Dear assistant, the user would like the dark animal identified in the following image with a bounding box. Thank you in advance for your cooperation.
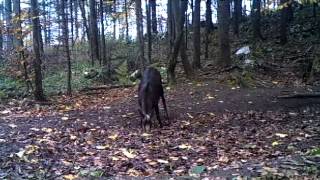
[138,67,169,131]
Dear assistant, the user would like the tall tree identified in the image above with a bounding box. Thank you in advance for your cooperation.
[124,0,129,42]
[60,0,72,95]
[5,0,13,49]
[150,0,157,34]
[113,0,117,39]
[79,0,90,42]
[205,0,213,59]
[280,0,289,44]
[217,0,231,67]
[233,0,242,36]
[252,0,263,39]
[146,0,152,64]
[69,0,74,45]
[30,0,45,101]
[135,0,145,69]
[89,0,100,65]
[167,0,194,84]
[192,0,201,69]
[205,0,214,31]
[0,3,4,55]
[13,0,23,56]
[99,0,107,66]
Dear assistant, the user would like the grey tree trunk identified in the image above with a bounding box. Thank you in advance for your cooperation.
[192,0,201,69]
[5,0,13,50]
[252,0,263,39]
[205,0,213,59]
[69,0,74,46]
[79,0,90,42]
[135,0,145,69]
[167,0,194,84]
[13,0,23,56]
[99,0,107,66]
[234,0,242,36]
[74,0,79,41]
[124,0,129,42]
[61,0,72,95]
[89,0,100,65]
[146,0,152,64]
[217,0,231,67]
[150,0,157,34]
[31,0,45,101]
[113,0,117,39]
[280,0,288,44]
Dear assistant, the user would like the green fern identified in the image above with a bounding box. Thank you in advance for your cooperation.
[115,61,133,85]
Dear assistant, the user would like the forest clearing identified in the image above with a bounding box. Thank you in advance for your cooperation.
[0,0,320,179]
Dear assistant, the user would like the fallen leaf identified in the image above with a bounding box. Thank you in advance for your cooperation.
[63,174,78,180]
[179,144,192,150]
[96,145,109,150]
[157,159,169,164]
[275,133,288,138]
[108,134,118,140]
[272,141,280,146]
[121,148,136,159]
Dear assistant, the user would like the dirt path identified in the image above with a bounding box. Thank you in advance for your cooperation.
[0,81,319,178]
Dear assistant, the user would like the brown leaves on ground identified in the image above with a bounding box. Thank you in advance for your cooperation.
[0,82,320,178]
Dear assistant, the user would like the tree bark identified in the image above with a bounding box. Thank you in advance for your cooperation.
[217,0,231,67]
[146,0,152,64]
[206,0,214,31]
[280,0,288,45]
[124,0,129,42]
[13,0,23,57]
[150,0,157,34]
[113,0,117,39]
[234,0,242,36]
[192,0,201,69]
[167,0,194,84]
[135,0,146,70]
[5,0,13,50]
[61,0,72,95]
[79,0,90,42]
[100,0,106,66]
[252,0,263,40]
[69,0,74,46]
[31,0,45,101]
[89,0,100,65]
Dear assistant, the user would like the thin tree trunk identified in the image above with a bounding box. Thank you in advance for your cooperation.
[150,0,157,34]
[89,0,100,65]
[135,0,145,69]
[113,0,117,39]
[205,0,213,59]
[280,0,288,45]
[31,0,45,101]
[234,0,242,36]
[146,0,152,64]
[41,0,48,45]
[79,0,90,42]
[61,0,72,95]
[252,0,263,40]
[99,0,106,66]
[13,0,23,58]
[167,0,174,47]
[124,0,129,42]
[217,0,231,67]
[70,0,74,46]
[5,0,13,50]
[192,0,201,69]
[74,0,79,41]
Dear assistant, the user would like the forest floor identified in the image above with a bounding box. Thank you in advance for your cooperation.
[0,76,320,179]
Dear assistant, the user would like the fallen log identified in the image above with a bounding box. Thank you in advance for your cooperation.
[80,84,135,92]
[278,93,320,99]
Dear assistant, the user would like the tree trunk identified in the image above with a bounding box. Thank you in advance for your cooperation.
[146,0,152,64]
[167,0,194,84]
[124,0,129,42]
[113,0,117,39]
[41,0,48,45]
[192,0,201,69]
[234,0,242,36]
[31,0,45,101]
[100,0,106,66]
[135,0,145,69]
[74,0,79,41]
[5,0,13,50]
[217,0,231,67]
[252,0,263,40]
[69,0,74,46]
[206,0,214,31]
[280,0,288,45]
[167,0,174,47]
[61,0,72,95]
[79,0,90,42]
[13,0,23,57]
[89,0,100,65]
[150,0,157,34]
